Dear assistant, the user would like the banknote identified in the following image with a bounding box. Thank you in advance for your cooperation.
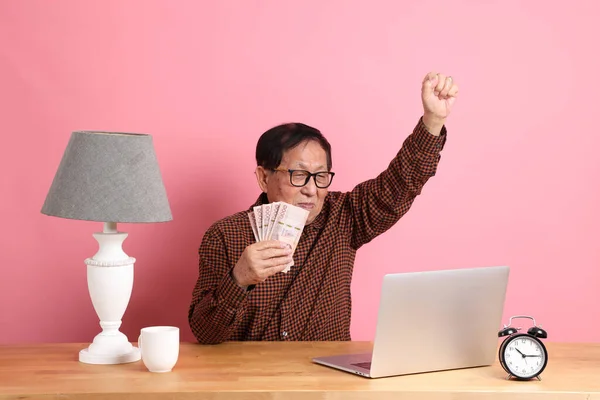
[252,205,263,241]
[262,203,272,240]
[248,211,259,241]
[248,201,309,273]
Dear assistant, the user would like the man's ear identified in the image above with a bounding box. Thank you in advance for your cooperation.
[255,166,269,193]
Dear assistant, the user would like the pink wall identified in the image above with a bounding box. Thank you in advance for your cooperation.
[1,0,599,345]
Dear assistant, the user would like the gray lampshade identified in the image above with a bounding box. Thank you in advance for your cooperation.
[41,131,172,223]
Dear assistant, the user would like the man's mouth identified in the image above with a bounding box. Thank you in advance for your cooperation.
[297,203,315,210]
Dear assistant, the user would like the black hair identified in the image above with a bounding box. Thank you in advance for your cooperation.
[255,122,332,171]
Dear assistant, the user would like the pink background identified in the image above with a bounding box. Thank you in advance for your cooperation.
[1,1,599,345]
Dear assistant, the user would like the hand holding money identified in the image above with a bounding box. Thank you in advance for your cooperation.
[248,201,309,273]
[232,240,293,287]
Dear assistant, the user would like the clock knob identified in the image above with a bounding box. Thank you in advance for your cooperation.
[527,326,547,338]
[498,327,518,337]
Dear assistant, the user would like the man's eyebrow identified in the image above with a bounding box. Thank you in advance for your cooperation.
[296,162,327,170]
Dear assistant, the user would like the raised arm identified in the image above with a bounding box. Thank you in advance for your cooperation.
[347,72,458,249]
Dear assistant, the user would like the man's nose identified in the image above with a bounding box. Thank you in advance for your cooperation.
[300,177,318,196]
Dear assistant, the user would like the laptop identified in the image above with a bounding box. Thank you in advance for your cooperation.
[312,265,510,378]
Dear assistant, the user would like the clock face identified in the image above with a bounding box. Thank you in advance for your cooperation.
[502,335,547,378]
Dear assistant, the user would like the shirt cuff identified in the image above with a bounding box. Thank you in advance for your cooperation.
[413,116,447,155]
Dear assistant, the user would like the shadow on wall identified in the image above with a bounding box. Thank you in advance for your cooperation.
[120,173,250,343]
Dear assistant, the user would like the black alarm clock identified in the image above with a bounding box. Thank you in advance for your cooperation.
[498,315,548,381]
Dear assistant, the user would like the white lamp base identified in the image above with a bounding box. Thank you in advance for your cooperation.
[78,314,141,364]
[80,346,140,364]
[79,222,141,365]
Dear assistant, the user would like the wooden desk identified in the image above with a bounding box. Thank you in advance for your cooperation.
[1,341,599,399]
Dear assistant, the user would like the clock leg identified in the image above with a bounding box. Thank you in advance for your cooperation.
[536,376,542,381]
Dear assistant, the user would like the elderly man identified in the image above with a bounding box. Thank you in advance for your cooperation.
[189,72,459,344]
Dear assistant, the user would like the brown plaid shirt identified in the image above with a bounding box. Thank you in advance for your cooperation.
[189,118,447,344]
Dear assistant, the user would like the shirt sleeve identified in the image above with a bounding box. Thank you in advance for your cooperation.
[188,224,250,344]
[347,117,447,249]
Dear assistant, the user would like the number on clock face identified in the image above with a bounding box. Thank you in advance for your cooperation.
[503,336,545,378]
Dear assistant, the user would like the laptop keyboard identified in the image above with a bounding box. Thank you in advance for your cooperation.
[351,361,372,370]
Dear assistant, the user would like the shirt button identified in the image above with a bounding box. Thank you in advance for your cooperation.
[282,331,288,338]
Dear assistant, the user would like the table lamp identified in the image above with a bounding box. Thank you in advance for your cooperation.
[41,130,172,365]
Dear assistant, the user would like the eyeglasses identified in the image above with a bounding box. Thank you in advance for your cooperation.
[270,168,335,188]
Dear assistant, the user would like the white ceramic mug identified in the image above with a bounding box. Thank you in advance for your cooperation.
[138,326,180,373]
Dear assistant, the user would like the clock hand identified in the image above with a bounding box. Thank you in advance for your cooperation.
[515,348,525,357]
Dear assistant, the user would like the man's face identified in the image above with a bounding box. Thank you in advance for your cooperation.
[256,140,329,225]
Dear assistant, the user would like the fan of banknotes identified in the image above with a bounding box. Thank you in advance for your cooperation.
[248,202,309,273]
